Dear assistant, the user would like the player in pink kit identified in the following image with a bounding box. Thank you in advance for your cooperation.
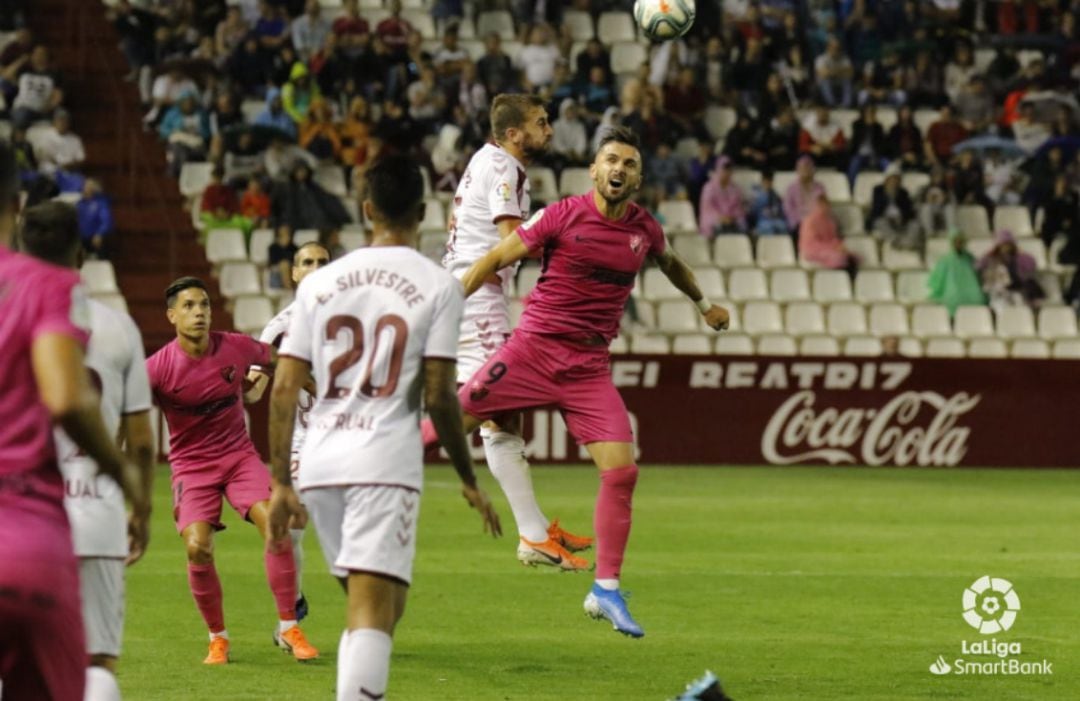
[426,127,729,637]
[0,144,147,700]
[147,277,318,664]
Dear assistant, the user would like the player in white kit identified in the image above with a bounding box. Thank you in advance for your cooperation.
[266,155,501,701]
[246,241,332,620]
[19,202,155,701]
[442,93,593,570]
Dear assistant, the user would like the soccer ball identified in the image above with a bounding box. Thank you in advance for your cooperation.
[634,0,696,41]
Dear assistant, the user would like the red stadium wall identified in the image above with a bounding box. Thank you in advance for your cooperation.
[167,356,1080,468]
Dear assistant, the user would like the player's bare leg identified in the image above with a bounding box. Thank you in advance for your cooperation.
[249,501,318,661]
[182,521,231,663]
[337,571,407,701]
[582,441,643,638]
[86,654,121,701]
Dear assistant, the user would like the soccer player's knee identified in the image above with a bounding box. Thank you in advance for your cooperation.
[89,654,116,672]
[603,464,639,488]
[185,537,214,564]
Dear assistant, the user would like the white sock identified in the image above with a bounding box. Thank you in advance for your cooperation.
[337,628,393,701]
[481,428,549,542]
[209,630,229,641]
[290,528,305,593]
[85,666,121,701]
[279,619,297,634]
[595,578,619,591]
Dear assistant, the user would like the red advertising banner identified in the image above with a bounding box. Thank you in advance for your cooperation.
[174,356,1080,468]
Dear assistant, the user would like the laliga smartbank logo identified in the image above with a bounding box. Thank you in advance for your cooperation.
[928,576,1053,677]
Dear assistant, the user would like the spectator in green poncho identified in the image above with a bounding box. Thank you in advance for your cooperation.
[928,229,986,316]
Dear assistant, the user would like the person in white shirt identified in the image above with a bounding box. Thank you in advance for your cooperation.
[517,25,560,89]
[37,109,85,177]
[20,201,154,701]
[291,0,332,61]
[443,93,594,570]
[267,154,500,701]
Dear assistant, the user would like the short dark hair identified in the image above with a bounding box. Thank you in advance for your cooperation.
[490,93,545,142]
[365,155,424,228]
[165,276,209,307]
[293,241,330,265]
[596,126,640,154]
[0,142,17,216]
[19,201,80,266]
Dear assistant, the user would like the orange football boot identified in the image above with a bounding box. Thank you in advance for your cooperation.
[275,625,320,661]
[203,636,230,665]
[548,519,594,552]
[517,536,592,571]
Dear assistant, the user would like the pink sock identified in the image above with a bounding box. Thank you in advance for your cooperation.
[265,541,298,620]
[188,562,225,633]
[594,465,639,581]
[421,418,439,451]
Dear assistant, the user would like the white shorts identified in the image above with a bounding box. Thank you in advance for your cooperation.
[456,283,511,384]
[79,558,125,657]
[302,485,420,584]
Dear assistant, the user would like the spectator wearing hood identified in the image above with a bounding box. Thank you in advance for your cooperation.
[158,89,210,177]
[978,229,1044,312]
[698,156,747,237]
[928,229,987,316]
[299,97,342,161]
[869,164,922,250]
[799,193,858,278]
[551,98,588,169]
[264,136,317,181]
[76,178,113,260]
[255,87,298,139]
[271,159,351,231]
[282,61,321,124]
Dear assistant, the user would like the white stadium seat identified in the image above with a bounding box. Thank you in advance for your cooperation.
[629,334,670,354]
[704,106,737,141]
[248,228,274,266]
[882,244,923,271]
[843,236,881,267]
[853,172,885,207]
[728,268,769,302]
[656,300,701,334]
[401,9,436,38]
[953,305,994,339]
[205,228,248,265]
[672,334,713,355]
[901,172,930,195]
[784,301,826,336]
[925,337,966,357]
[715,333,754,354]
[827,302,868,336]
[294,229,319,246]
[799,335,840,356]
[957,205,991,238]
[558,167,593,196]
[1038,306,1078,340]
[968,338,1007,358]
[421,200,445,231]
[179,162,214,198]
[772,171,797,198]
[812,270,853,302]
[843,336,883,356]
[912,304,952,338]
[341,231,365,251]
[597,11,636,43]
[855,270,895,303]
[527,167,559,204]
[869,303,910,336]
[313,164,347,197]
[770,269,810,302]
[81,260,119,294]
[897,271,929,304]
[233,295,274,334]
[476,10,515,40]
[609,335,629,354]
[1011,339,1050,358]
[673,235,710,265]
[898,337,924,357]
[742,301,783,336]
[1038,271,1063,304]
[611,41,648,74]
[994,205,1034,238]
[516,266,542,298]
[730,168,761,192]
[833,203,865,235]
[756,236,797,269]
[562,10,595,41]
[660,200,698,233]
[713,235,754,267]
[818,171,851,202]
[1017,238,1047,269]
[995,306,1036,339]
[219,262,261,298]
[757,334,797,355]
[693,267,726,299]
[925,237,951,269]
[642,267,680,301]
[1052,339,1080,358]
[966,238,994,260]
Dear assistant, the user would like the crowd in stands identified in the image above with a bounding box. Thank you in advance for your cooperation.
[100,0,1080,330]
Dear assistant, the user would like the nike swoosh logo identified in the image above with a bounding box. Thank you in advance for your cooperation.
[535,549,562,565]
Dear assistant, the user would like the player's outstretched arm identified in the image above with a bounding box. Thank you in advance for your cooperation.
[460,232,532,298]
[422,357,502,537]
[243,346,277,404]
[31,333,149,517]
[266,355,306,543]
[654,248,731,331]
[120,410,155,565]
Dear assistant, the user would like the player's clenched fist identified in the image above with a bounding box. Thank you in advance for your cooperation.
[463,484,503,537]
[703,305,730,331]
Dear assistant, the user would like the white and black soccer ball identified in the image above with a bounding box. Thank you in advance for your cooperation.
[633,0,696,41]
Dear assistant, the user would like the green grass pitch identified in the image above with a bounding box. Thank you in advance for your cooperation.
[119,465,1079,700]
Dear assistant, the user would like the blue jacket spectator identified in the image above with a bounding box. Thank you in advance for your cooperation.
[255,87,298,139]
[77,178,113,259]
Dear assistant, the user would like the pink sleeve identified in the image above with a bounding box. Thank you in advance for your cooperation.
[649,216,667,257]
[516,200,565,251]
[234,333,272,367]
[30,276,90,348]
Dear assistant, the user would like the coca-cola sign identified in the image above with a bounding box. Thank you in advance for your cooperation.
[235,355,1080,468]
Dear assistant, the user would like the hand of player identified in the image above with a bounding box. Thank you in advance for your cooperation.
[126,511,150,567]
[703,304,730,331]
[115,458,151,522]
[462,484,502,538]
[267,484,303,545]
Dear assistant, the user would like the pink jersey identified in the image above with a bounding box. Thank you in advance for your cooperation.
[0,247,89,508]
[516,193,666,341]
[147,331,270,474]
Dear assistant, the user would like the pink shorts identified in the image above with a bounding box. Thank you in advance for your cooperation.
[171,451,272,533]
[459,331,633,444]
[0,502,85,701]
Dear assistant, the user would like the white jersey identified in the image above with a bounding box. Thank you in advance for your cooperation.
[259,302,314,463]
[281,246,464,492]
[442,142,531,293]
[56,300,152,558]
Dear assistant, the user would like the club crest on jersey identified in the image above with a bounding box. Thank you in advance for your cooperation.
[496,181,512,202]
[629,234,645,254]
[220,365,236,384]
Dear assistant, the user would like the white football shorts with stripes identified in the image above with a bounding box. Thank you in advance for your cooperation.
[302,485,420,585]
[79,558,125,657]
[456,283,511,384]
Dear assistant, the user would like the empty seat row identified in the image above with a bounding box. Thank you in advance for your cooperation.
[207,227,367,267]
